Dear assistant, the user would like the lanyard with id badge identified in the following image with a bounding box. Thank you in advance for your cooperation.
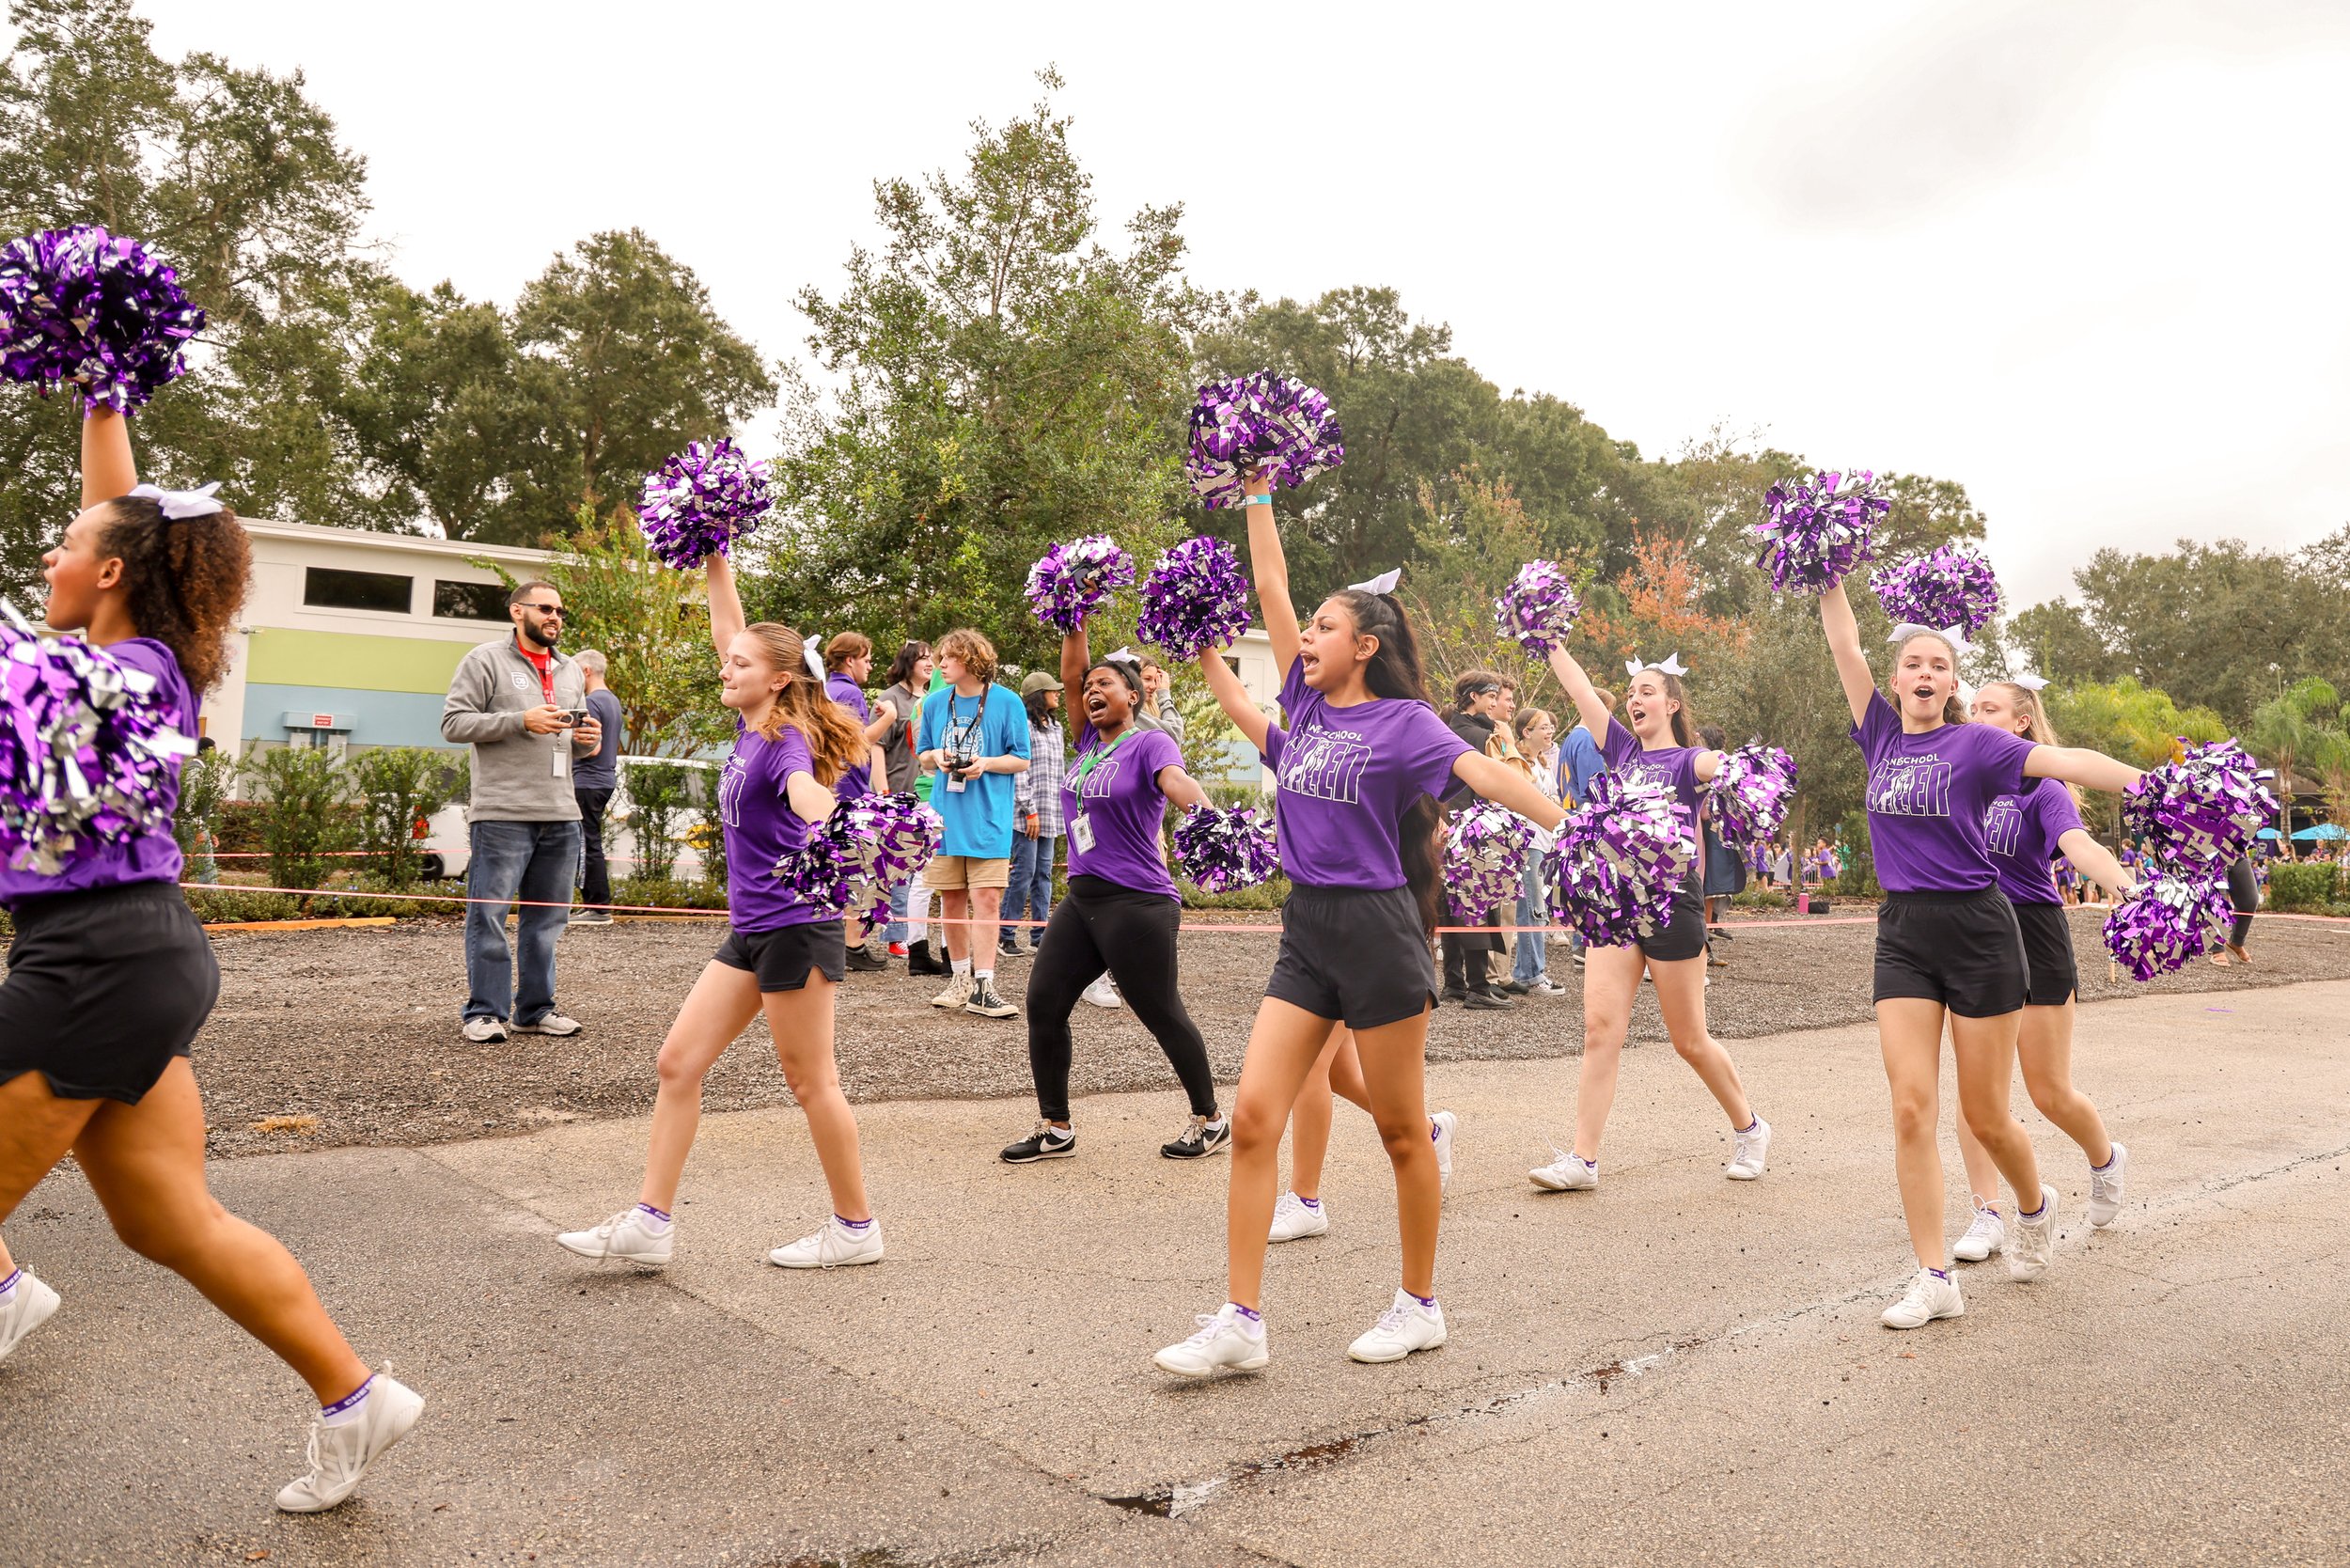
[940,692,987,794]
[1064,728,1133,855]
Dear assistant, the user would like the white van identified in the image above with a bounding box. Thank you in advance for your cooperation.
[420,755,719,885]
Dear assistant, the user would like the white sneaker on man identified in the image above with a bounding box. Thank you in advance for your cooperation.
[768,1216,885,1269]
[556,1209,673,1267]
[513,1012,582,1037]
[1879,1268,1964,1330]
[1081,975,1122,1010]
[460,1016,508,1044]
[1347,1288,1447,1364]
[1528,1149,1598,1191]
[1725,1118,1772,1180]
[1430,1110,1458,1191]
[1268,1192,1329,1243]
[2008,1184,2059,1281]
[1952,1207,2005,1262]
[2088,1142,2128,1228]
[1153,1304,1269,1376]
[274,1373,426,1513]
[0,1270,61,1361]
[930,973,974,1010]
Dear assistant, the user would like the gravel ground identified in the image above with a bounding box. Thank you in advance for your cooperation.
[12,906,2342,1159]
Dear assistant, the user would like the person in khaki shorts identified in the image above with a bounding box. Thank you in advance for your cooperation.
[914,629,1030,1018]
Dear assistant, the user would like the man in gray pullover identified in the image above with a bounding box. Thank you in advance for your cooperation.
[440,580,603,1043]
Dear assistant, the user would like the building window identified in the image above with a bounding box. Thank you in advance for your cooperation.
[303,567,413,615]
[433,580,509,621]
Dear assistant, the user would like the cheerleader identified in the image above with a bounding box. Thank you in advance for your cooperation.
[1815,588,2141,1328]
[557,554,883,1271]
[1267,1030,1459,1244]
[0,410,422,1511]
[1948,680,2134,1262]
[1152,491,1565,1375]
[1526,648,1769,1192]
[997,612,1227,1163]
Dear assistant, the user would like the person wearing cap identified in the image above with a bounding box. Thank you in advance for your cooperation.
[1004,669,1067,958]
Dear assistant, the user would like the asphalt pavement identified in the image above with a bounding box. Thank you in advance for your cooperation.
[5,980,2345,1567]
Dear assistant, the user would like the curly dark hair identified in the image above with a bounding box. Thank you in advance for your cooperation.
[98,496,252,693]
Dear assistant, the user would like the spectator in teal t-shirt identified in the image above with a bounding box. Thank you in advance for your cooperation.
[914,629,1030,1017]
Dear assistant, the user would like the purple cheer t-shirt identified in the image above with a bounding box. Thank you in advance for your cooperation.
[1261,661,1473,890]
[1852,693,2037,894]
[718,719,826,933]
[1983,776,2084,907]
[1601,716,1703,820]
[0,636,195,910]
[825,672,872,800]
[1063,721,1183,899]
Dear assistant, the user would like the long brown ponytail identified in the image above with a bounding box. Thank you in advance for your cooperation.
[743,622,864,784]
[1333,588,1447,935]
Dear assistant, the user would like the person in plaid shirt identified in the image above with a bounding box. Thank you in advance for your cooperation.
[1004,671,1068,956]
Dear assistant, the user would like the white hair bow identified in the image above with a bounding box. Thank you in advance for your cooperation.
[803,635,825,680]
[1105,646,1142,666]
[1888,621,1973,655]
[1624,652,1688,680]
[1348,568,1402,596]
[2013,673,2049,692]
[129,481,224,520]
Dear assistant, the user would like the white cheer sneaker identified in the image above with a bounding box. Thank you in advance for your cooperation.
[1952,1207,2005,1262]
[556,1208,673,1268]
[1347,1288,1447,1364]
[274,1372,426,1513]
[1153,1304,1269,1377]
[768,1216,885,1269]
[2008,1184,2059,1281]
[1528,1149,1599,1191]
[2088,1143,2128,1228]
[1881,1268,1964,1329]
[1725,1118,1772,1180]
[1431,1110,1458,1192]
[0,1270,61,1361]
[1268,1192,1330,1243]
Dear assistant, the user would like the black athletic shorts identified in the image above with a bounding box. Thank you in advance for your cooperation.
[1267,884,1437,1030]
[2013,901,2079,1008]
[0,881,219,1103]
[1615,886,1707,964]
[714,919,847,992]
[1872,888,2028,1018]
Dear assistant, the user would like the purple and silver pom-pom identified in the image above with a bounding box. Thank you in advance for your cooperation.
[1172,804,1279,894]
[1754,469,1889,593]
[0,602,196,875]
[1443,799,1536,921]
[1023,535,1136,633]
[1184,372,1345,510]
[637,438,773,571]
[2121,740,2278,871]
[771,792,943,924]
[2102,872,2233,981]
[1707,744,1797,853]
[1136,535,1253,661]
[1493,559,1582,656]
[1869,544,2002,638]
[1544,773,1695,949]
[0,226,206,414]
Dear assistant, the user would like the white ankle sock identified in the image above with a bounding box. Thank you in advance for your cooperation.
[951,957,971,977]
[321,1375,374,1427]
[0,1268,20,1302]
[975,969,993,984]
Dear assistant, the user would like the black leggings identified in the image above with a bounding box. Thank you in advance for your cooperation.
[2228,856,2258,948]
[1024,875,1216,1124]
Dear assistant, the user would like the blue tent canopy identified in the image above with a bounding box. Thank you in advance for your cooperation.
[2292,823,2346,841]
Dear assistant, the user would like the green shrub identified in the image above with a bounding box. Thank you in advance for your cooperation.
[624,761,694,881]
[1831,808,1881,899]
[689,813,727,891]
[1731,886,1792,911]
[173,747,235,871]
[240,745,358,904]
[349,747,462,888]
[184,886,304,923]
[611,873,728,912]
[321,874,468,919]
[2267,862,2341,913]
[1181,874,1292,912]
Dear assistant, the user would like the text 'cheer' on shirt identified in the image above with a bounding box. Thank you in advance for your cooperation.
[718,720,823,933]
[1983,776,2085,906]
[916,682,1030,860]
[826,672,873,799]
[1852,692,2036,893]
[1063,721,1183,899]
[0,637,194,909]
[1261,661,1473,890]
[1601,716,1703,820]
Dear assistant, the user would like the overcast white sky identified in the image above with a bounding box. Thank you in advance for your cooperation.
[137,0,2350,605]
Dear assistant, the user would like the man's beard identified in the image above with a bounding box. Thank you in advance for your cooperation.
[525,620,561,651]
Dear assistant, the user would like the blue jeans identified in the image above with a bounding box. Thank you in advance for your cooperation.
[1512,853,1549,985]
[464,819,580,1025]
[1002,832,1057,946]
[883,879,912,945]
